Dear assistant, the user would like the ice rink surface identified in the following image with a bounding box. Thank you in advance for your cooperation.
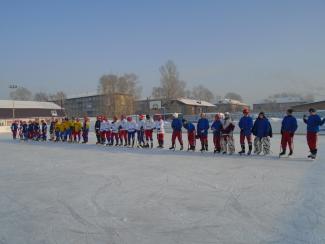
[0,133,324,244]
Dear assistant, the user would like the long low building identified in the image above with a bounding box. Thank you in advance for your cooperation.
[0,100,65,123]
[290,100,325,112]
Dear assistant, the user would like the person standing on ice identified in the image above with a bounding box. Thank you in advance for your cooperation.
[94,116,102,144]
[41,120,48,141]
[73,118,82,143]
[238,108,254,155]
[118,115,128,146]
[11,121,18,140]
[197,113,210,152]
[182,119,196,151]
[126,116,137,147]
[137,114,145,148]
[221,112,236,154]
[110,116,120,146]
[155,115,165,148]
[303,108,325,159]
[279,109,298,157]
[170,113,184,150]
[144,114,155,148]
[49,119,55,141]
[252,112,273,155]
[211,113,223,153]
[82,117,90,144]
[99,116,109,145]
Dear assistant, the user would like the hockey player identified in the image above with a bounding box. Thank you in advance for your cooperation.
[73,118,82,143]
[41,120,48,141]
[182,119,196,151]
[137,115,146,148]
[54,119,62,142]
[18,121,23,140]
[221,112,235,154]
[197,113,210,152]
[279,109,298,157]
[144,114,155,148]
[170,113,183,150]
[28,120,34,139]
[211,113,223,153]
[118,115,128,146]
[110,116,120,146]
[22,121,28,141]
[127,116,137,147]
[238,108,254,155]
[82,116,90,144]
[33,121,41,141]
[303,108,325,159]
[49,119,55,141]
[100,116,109,145]
[155,115,165,148]
[252,112,273,155]
[95,116,101,144]
[11,120,18,140]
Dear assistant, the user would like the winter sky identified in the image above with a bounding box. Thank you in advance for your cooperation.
[0,0,325,103]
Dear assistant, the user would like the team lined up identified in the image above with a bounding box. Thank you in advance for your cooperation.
[10,108,324,159]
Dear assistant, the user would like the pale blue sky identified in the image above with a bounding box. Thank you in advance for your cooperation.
[1,0,325,103]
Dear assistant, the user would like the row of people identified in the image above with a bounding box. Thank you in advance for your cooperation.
[11,108,324,159]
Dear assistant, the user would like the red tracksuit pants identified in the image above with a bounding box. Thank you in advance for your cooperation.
[307,132,317,152]
[213,134,221,150]
[281,131,294,151]
[188,131,196,147]
[172,131,183,145]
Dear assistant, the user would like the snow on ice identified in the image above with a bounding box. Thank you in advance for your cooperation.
[0,133,324,244]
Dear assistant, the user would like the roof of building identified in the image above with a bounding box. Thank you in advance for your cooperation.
[0,100,62,110]
[67,92,99,99]
[175,98,216,107]
[215,99,248,106]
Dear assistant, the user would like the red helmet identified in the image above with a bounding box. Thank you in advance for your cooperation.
[243,108,250,114]
[139,114,145,120]
[127,117,132,122]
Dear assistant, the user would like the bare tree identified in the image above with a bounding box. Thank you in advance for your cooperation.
[10,87,32,101]
[224,92,243,102]
[98,73,142,99]
[191,85,214,102]
[34,92,49,102]
[152,60,186,99]
[49,91,67,107]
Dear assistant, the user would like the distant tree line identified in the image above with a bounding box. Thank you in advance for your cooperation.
[9,87,67,103]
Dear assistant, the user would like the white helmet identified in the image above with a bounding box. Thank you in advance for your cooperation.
[173,113,178,118]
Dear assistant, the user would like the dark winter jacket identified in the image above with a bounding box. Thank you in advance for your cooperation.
[197,118,210,136]
[304,114,325,133]
[252,117,272,138]
[171,118,182,132]
[238,116,253,136]
[183,122,195,133]
[49,122,55,133]
[211,120,223,136]
[11,123,18,132]
[95,120,101,132]
[41,122,48,134]
[281,115,298,134]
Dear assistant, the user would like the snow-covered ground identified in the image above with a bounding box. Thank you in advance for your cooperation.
[0,133,324,244]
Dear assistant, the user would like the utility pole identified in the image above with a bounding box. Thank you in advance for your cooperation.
[9,84,18,121]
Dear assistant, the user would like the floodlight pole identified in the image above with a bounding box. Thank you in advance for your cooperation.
[9,84,18,121]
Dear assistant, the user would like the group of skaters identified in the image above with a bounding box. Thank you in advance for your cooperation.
[11,108,324,159]
[10,117,91,143]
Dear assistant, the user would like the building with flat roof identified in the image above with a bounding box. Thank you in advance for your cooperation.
[0,100,64,120]
[290,100,325,112]
[135,98,216,115]
[63,93,135,118]
[253,97,309,113]
[214,99,249,113]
